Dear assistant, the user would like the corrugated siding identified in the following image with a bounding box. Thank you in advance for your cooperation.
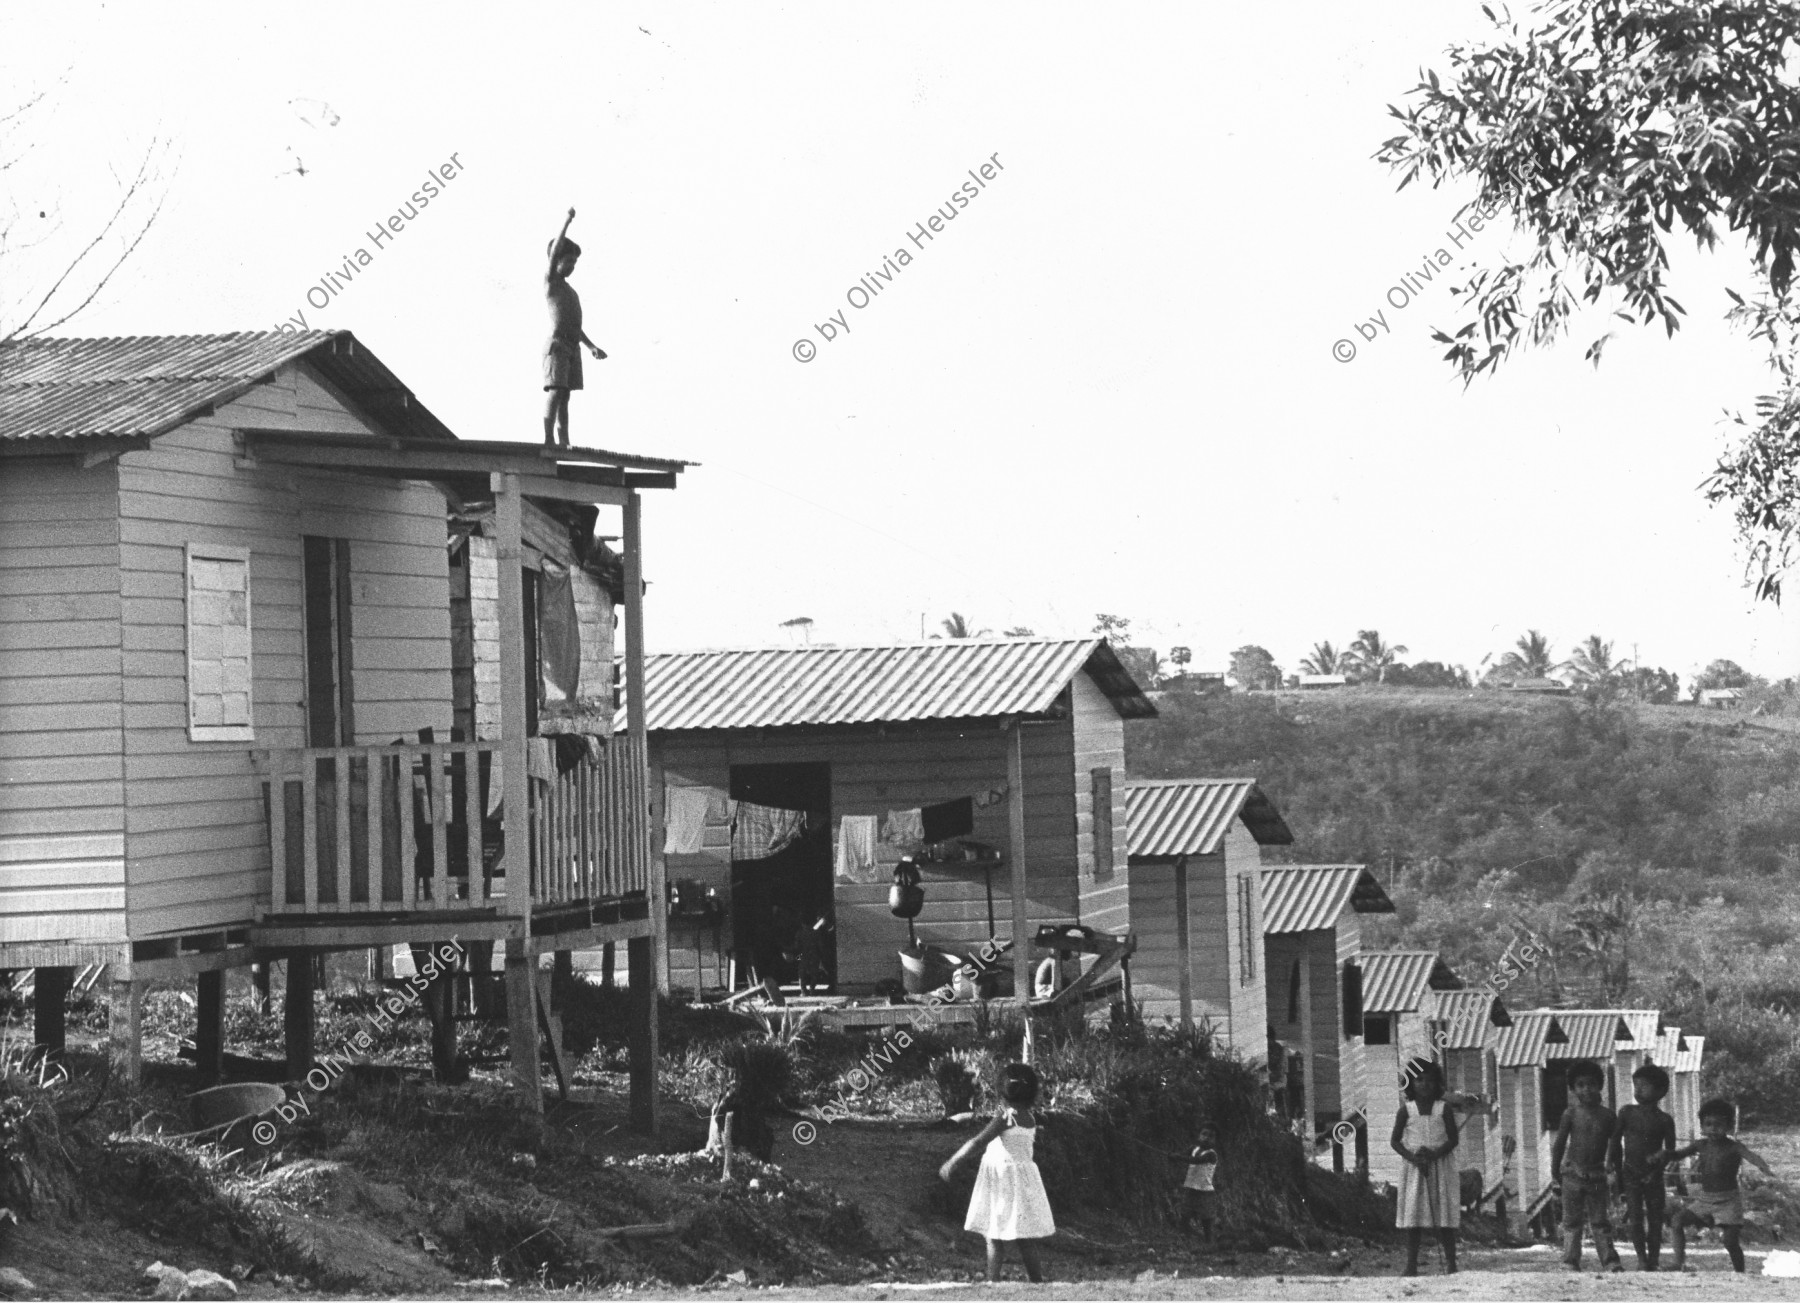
[652,716,1080,990]
[1124,779,1253,858]
[1494,1011,1565,1068]
[115,367,452,937]
[0,457,127,945]
[1423,990,1510,1049]
[632,639,1153,731]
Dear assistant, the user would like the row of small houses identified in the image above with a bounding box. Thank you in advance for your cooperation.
[0,331,1700,1233]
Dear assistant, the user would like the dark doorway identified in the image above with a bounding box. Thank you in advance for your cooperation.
[729,762,833,989]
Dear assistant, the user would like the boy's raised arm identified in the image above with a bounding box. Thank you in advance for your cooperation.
[549,208,575,277]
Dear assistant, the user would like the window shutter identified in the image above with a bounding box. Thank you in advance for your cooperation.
[1090,767,1113,879]
[1341,960,1364,1038]
[187,544,254,742]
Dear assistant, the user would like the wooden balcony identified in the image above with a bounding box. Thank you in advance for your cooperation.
[253,734,652,933]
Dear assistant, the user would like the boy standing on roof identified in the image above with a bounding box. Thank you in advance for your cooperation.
[543,208,607,447]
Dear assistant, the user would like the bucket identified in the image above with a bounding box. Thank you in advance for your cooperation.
[899,945,958,995]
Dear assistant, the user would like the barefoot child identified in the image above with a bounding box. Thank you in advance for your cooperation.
[1608,1062,1677,1271]
[1391,1059,1460,1276]
[1551,1059,1622,1271]
[1181,1123,1220,1245]
[939,1062,1054,1283]
[543,208,607,447]
[1666,1098,1776,1273]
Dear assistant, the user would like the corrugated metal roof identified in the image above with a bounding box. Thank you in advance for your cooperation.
[1648,1027,1686,1072]
[628,639,1157,732]
[1422,989,1512,1049]
[1124,779,1294,858]
[1676,1034,1704,1076]
[1361,951,1463,1013]
[1494,1011,1569,1068]
[1537,1011,1634,1063]
[1260,865,1395,934]
[1549,1008,1663,1049]
[0,330,460,444]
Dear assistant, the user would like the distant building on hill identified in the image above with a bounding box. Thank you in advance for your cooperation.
[1297,674,1349,690]
[1699,688,1743,709]
[1499,677,1571,695]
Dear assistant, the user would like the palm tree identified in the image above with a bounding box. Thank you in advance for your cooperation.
[1346,629,1408,683]
[938,612,989,639]
[1565,634,1627,689]
[1299,641,1345,676]
[1498,630,1556,679]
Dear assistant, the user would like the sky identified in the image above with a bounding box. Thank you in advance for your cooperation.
[5,1,1798,685]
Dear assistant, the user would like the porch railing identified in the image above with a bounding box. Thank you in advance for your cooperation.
[255,735,651,916]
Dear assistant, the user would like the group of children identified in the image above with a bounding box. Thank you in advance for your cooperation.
[927,1051,1780,1282]
[1395,1055,1781,1275]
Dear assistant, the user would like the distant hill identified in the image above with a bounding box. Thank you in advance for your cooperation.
[1125,685,1800,1120]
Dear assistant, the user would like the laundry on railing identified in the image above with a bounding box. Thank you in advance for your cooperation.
[881,807,925,849]
[732,802,807,860]
[834,814,881,882]
[664,786,712,854]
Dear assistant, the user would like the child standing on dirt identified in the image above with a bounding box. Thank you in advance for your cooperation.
[1390,1058,1460,1276]
[1181,1123,1220,1245]
[1608,1062,1678,1271]
[1551,1059,1622,1271]
[939,1062,1055,1283]
[1666,1098,1777,1273]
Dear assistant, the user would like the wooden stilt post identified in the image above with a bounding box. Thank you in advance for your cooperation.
[505,940,544,1113]
[411,941,459,1082]
[1006,722,1031,1047]
[535,964,570,1101]
[285,949,316,1079]
[33,966,71,1059]
[623,492,667,999]
[601,942,616,988]
[110,978,145,1087]
[1298,938,1317,1148]
[1174,855,1193,1031]
[628,933,660,1133]
[252,961,272,1015]
[195,970,225,1086]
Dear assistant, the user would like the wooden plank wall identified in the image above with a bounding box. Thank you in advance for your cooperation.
[1071,673,1128,936]
[113,363,451,938]
[1223,822,1268,1055]
[1265,927,1350,1121]
[0,458,128,946]
[653,716,1080,990]
[1334,913,1365,1122]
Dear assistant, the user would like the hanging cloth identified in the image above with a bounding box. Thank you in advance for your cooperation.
[732,801,807,860]
[663,786,712,855]
[881,808,924,850]
[835,815,880,882]
[921,796,975,843]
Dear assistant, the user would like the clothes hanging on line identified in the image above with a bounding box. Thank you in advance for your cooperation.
[663,786,712,855]
[733,801,807,860]
[881,807,924,849]
[835,814,881,882]
[526,738,558,784]
[921,796,975,843]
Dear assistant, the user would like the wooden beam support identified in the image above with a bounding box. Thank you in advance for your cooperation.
[624,491,667,996]
[195,970,225,1086]
[1174,856,1193,1031]
[109,979,145,1088]
[493,472,532,925]
[505,939,544,1112]
[1006,723,1031,1025]
[33,967,71,1059]
[285,950,316,1079]
[1298,939,1317,1139]
[628,933,660,1133]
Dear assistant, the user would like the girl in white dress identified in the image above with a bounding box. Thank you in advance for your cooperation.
[939,1062,1055,1282]
[1389,1058,1460,1275]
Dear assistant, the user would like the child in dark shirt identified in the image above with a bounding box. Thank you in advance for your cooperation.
[1666,1098,1775,1273]
[1608,1063,1678,1271]
[1550,1059,1621,1271]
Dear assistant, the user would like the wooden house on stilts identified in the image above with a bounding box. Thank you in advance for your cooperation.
[0,331,683,1126]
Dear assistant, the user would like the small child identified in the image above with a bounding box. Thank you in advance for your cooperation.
[543,208,608,447]
[1550,1059,1622,1271]
[1608,1062,1678,1271]
[1666,1098,1776,1273]
[1181,1123,1220,1245]
[1391,1058,1460,1276]
[939,1062,1055,1283]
